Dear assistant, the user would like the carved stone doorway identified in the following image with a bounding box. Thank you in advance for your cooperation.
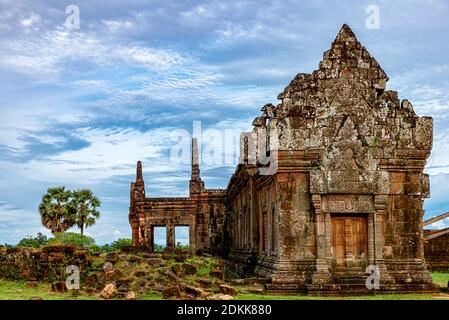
[331,214,368,271]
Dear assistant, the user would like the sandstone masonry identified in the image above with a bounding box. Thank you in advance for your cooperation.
[129,25,435,293]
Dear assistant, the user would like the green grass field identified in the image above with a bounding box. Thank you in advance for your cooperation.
[1,272,448,300]
[235,293,448,300]
[431,272,449,287]
[0,280,96,300]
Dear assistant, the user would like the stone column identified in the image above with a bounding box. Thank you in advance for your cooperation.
[368,213,375,265]
[373,194,394,284]
[142,225,150,252]
[267,192,272,255]
[324,212,332,264]
[130,220,139,248]
[311,194,332,284]
[189,225,195,254]
[250,179,259,255]
[258,199,264,254]
[166,222,175,251]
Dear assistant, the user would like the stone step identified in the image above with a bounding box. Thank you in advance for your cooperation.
[332,271,370,285]
[332,277,369,285]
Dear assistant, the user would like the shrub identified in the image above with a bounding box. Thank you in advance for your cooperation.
[154,244,165,252]
[175,241,189,251]
[100,243,113,252]
[87,244,102,254]
[17,232,48,248]
[47,232,95,248]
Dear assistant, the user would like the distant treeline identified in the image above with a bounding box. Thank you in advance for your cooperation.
[2,232,132,253]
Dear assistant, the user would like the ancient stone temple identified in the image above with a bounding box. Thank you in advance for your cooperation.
[129,24,435,293]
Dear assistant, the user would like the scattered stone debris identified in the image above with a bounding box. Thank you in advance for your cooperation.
[182,263,197,275]
[210,269,223,279]
[198,278,212,288]
[125,291,136,300]
[105,252,118,263]
[162,285,181,299]
[219,284,237,296]
[101,283,117,299]
[51,281,67,293]
[102,262,114,273]
[146,258,163,266]
[208,294,234,300]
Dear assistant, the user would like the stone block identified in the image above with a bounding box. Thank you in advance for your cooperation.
[101,283,117,299]
[162,285,181,299]
[219,284,237,296]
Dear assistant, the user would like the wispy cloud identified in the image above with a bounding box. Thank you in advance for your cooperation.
[1,0,449,244]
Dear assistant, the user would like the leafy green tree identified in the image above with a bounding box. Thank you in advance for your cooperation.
[47,232,95,247]
[153,244,165,252]
[38,187,75,234]
[17,232,48,248]
[101,243,112,252]
[110,238,132,251]
[71,189,101,236]
[87,243,102,254]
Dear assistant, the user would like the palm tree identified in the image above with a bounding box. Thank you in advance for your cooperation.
[72,189,101,236]
[39,187,76,234]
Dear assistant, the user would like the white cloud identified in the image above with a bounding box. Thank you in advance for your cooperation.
[102,19,135,32]
[428,218,449,230]
[20,12,41,27]
[0,201,51,244]
[0,27,186,80]
[20,126,178,183]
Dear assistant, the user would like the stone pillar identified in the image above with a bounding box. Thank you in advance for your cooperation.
[267,192,272,255]
[311,194,332,284]
[189,225,195,254]
[166,222,175,251]
[373,194,394,284]
[258,198,264,254]
[324,212,332,264]
[130,220,139,247]
[368,213,375,265]
[191,213,197,253]
[190,138,204,194]
[251,179,259,253]
[144,226,152,252]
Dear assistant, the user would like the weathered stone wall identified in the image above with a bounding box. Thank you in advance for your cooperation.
[424,232,449,271]
[0,244,91,282]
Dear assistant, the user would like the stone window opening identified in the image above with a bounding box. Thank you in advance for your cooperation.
[153,226,167,252]
[174,226,189,250]
[375,88,384,99]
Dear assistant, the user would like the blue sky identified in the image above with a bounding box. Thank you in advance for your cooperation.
[1,0,449,245]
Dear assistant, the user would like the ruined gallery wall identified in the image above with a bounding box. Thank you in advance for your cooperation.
[141,199,196,251]
[424,233,449,271]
